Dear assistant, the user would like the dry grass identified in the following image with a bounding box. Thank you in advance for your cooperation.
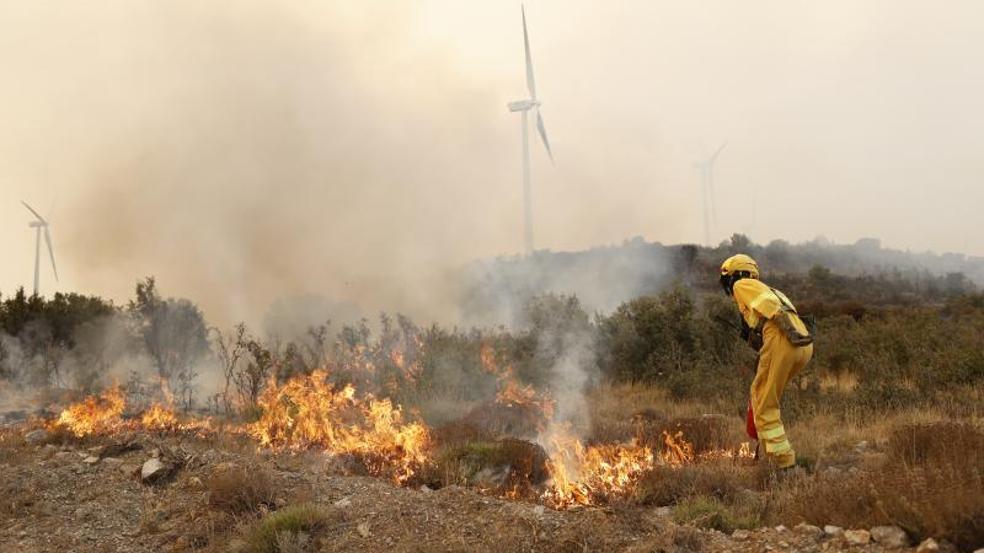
[776,420,984,550]
[206,464,278,514]
[635,460,754,507]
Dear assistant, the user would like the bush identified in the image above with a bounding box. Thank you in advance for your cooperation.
[671,495,761,533]
[635,462,750,507]
[206,465,277,514]
[242,504,335,553]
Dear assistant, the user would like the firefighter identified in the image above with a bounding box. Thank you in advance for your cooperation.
[719,254,814,469]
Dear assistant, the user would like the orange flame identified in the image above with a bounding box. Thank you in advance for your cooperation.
[542,425,655,508]
[480,343,555,429]
[141,403,179,431]
[660,430,695,464]
[50,386,126,437]
[249,370,431,483]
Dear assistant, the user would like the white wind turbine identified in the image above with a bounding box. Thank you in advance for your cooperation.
[507,5,554,255]
[21,201,58,296]
[694,142,727,246]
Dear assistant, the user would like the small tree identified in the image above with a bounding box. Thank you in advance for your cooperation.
[210,323,247,414]
[129,278,209,410]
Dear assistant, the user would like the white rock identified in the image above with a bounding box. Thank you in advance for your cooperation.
[356,521,370,538]
[83,456,100,464]
[823,525,844,537]
[844,529,871,545]
[775,525,788,533]
[732,529,751,541]
[871,525,909,548]
[916,538,940,553]
[333,497,352,508]
[24,429,49,444]
[141,458,167,482]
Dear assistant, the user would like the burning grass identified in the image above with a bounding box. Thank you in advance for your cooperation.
[249,369,432,484]
[51,385,126,437]
[37,373,761,515]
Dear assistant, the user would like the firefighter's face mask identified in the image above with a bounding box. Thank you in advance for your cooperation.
[720,270,753,296]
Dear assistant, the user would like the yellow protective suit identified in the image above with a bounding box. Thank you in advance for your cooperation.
[732,278,813,468]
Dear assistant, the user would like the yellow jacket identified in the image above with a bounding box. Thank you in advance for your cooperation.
[732,278,809,336]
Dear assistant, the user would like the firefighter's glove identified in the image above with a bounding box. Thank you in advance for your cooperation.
[744,319,764,352]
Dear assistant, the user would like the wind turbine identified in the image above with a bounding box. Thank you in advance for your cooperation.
[507,5,553,256]
[694,142,727,246]
[21,201,58,296]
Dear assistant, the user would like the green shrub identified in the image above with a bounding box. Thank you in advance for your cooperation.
[672,496,761,533]
[243,504,335,553]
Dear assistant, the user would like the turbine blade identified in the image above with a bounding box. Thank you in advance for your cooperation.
[44,227,58,282]
[535,109,554,164]
[522,5,537,100]
[21,201,45,223]
[709,141,728,164]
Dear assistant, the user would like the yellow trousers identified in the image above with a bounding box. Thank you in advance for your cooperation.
[751,322,813,468]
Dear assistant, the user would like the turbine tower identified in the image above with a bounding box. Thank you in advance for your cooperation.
[694,142,727,246]
[507,5,553,255]
[21,201,58,296]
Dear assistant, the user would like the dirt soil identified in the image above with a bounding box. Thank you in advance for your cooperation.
[0,426,921,553]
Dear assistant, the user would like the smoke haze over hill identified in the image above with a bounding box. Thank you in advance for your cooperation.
[1,1,984,326]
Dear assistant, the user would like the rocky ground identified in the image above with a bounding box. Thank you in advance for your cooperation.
[0,425,954,553]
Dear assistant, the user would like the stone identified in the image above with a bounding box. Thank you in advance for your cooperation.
[24,429,49,444]
[83,456,100,464]
[823,525,843,537]
[101,457,123,468]
[54,451,75,462]
[419,485,432,493]
[871,525,909,548]
[333,497,352,508]
[732,530,751,541]
[356,521,370,538]
[140,458,172,483]
[774,525,788,533]
[916,538,939,553]
[844,529,871,546]
[795,523,823,540]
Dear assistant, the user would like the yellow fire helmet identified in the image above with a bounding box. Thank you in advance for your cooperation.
[720,254,760,295]
[720,253,760,278]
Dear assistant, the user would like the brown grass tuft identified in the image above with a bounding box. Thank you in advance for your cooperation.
[206,464,278,514]
[635,461,753,507]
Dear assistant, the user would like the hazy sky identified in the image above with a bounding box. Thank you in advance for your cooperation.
[1,1,983,323]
